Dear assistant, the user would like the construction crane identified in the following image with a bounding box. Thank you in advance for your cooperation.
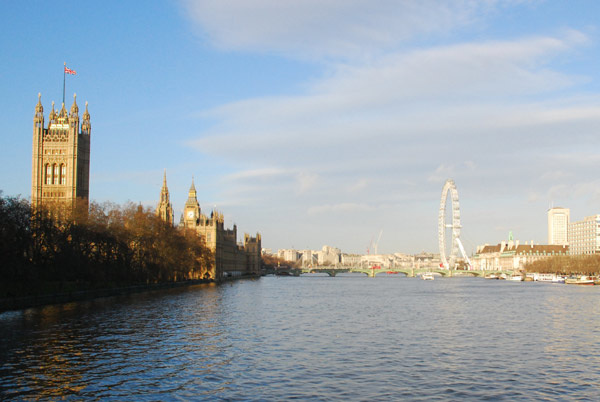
[374,230,383,255]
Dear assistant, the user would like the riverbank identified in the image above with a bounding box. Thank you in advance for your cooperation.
[0,278,211,313]
[0,273,262,313]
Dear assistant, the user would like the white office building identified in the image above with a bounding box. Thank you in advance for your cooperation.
[547,207,570,245]
[567,215,600,255]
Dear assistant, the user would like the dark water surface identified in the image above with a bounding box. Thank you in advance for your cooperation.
[1,276,599,400]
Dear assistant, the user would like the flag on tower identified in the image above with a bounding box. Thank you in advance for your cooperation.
[64,66,76,75]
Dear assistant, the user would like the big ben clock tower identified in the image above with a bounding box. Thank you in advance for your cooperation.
[183,178,200,228]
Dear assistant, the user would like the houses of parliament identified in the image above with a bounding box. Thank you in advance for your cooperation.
[32,93,261,280]
[156,173,262,278]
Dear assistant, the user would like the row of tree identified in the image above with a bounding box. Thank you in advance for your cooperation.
[0,192,213,298]
[525,255,600,275]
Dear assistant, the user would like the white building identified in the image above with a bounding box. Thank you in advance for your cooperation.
[300,249,316,266]
[278,249,300,262]
[472,239,568,270]
[317,245,341,265]
[547,207,570,245]
[567,215,600,255]
[341,254,362,266]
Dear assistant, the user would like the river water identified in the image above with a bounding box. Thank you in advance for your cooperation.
[1,275,599,401]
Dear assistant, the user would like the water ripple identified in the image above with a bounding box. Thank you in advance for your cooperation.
[1,279,599,400]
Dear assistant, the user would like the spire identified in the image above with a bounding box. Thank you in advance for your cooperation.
[70,93,79,117]
[49,101,57,121]
[81,101,91,135]
[83,101,90,120]
[156,170,174,225]
[35,93,43,113]
[58,102,67,119]
[187,176,199,200]
[184,176,201,219]
[160,169,169,202]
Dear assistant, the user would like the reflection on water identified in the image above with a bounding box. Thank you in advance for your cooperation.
[1,278,599,400]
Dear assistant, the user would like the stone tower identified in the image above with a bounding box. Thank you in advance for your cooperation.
[156,170,174,225]
[31,93,91,214]
[182,177,201,228]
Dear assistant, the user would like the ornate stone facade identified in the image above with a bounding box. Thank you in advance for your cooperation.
[156,170,174,225]
[159,178,261,280]
[472,238,569,270]
[31,93,90,214]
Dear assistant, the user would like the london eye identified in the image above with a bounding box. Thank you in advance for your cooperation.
[438,179,470,269]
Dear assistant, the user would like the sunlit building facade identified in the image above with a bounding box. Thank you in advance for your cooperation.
[179,179,261,279]
[567,215,600,255]
[31,93,91,214]
[547,207,569,246]
[472,238,568,270]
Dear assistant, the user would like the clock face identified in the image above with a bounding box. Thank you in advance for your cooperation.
[187,210,194,218]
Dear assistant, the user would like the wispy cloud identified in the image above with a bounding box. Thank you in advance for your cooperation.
[308,203,374,216]
[182,0,510,59]
[180,2,600,252]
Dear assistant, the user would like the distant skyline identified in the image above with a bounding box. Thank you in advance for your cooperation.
[2,1,600,255]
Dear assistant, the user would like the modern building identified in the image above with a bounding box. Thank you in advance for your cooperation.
[177,178,261,280]
[31,93,91,214]
[155,170,174,225]
[567,215,600,255]
[300,250,315,266]
[472,238,568,271]
[317,245,341,265]
[278,249,300,263]
[547,207,570,245]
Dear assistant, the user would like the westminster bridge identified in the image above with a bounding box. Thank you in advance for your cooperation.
[269,266,516,278]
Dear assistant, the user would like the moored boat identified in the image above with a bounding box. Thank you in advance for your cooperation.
[508,275,523,281]
[565,276,595,285]
[422,272,434,280]
[534,273,565,283]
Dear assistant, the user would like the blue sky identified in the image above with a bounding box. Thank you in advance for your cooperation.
[2,0,600,255]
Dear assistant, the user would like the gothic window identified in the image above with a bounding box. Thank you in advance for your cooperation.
[53,164,59,184]
[45,164,51,185]
[60,164,66,184]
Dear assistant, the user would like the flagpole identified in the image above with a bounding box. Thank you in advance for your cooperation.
[63,62,66,105]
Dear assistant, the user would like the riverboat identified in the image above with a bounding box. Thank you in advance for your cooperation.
[485,274,499,279]
[508,275,523,281]
[534,273,565,283]
[565,276,595,285]
[422,272,434,280]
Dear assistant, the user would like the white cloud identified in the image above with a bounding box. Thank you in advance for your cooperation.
[307,203,373,216]
[180,1,600,252]
[224,167,288,181]
[296,172,318,194]
[182,0,510,59]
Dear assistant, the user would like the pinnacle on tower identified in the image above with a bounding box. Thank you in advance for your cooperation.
[160,169,170,202]
[156,170,174,225]
[49,101,57,120]
[70,93,78,116]
[59,102,67,118]
[35,93,43,113]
